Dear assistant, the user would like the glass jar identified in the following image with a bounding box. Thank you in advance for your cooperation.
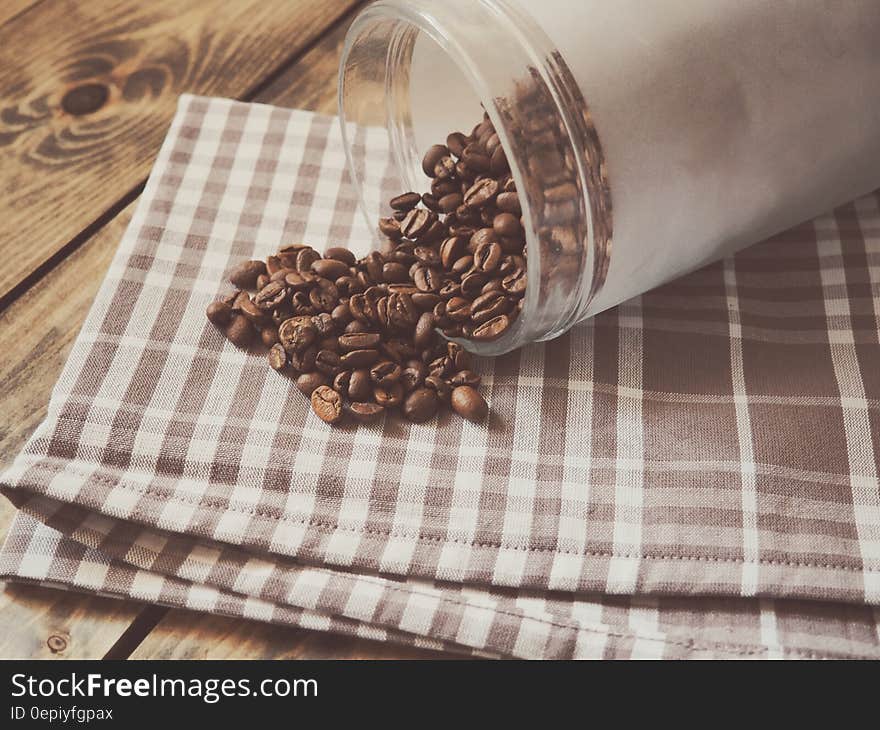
[339,0,880,355]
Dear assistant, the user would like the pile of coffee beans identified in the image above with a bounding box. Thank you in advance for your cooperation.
[206,113,526,426]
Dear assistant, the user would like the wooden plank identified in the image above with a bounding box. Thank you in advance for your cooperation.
[0,492,144,659]
[130,611,446,659]
[0,0,359,304]
[0,0,44,29]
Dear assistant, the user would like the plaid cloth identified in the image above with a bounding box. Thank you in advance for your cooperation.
[2,95,880,658]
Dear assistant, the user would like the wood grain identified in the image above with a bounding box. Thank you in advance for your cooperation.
[0,0,358,304]
[0,0,43,29]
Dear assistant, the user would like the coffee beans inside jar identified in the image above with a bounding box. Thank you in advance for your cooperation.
[205,112,526,426]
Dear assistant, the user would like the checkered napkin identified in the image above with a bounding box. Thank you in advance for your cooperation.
[2,95,880,658]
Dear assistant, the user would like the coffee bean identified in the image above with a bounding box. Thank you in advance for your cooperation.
[422,144,449,177]
[323,247,357,266]
[463,178,498,208]
[400,365,425,392]
[309,281,338,312]
[421,193,441,212]
[373,382,404,408]
[446,131,468,157]
[414,311,435,350]
[496,191,521,215]
[254,280,288,310]
[412,265,441,293]
[493,212,521,238]
[344,319,369,335]
[502,267,527,295]
[471,314,511,341]
[399,208,436,239]
[433,155,456,179]
[471,290,512,324]
[438,193,462,213]
[268,343,288,370]
[451,385,488,421]
[225,313,255,348]
[278,318,317,353]
[228,260,267,289]
[446,297,472,322]
[311,312,336,337]
[450,370,481,387]
[339,349,380,369]
[403,387,439,423]
[206,300,232,327]
[312,258,350,280]
[473,241,502,273]
[379,217,401,239]
[411,292,441,311]
[331,302,352,327]
[424,375,451,403]
[290,344,317,372]
[311,385,343,424]
[261,327,280,348]
[332,369,351,396]
[295,371,327,396]
[348,401,385,423]
[370,360,402,387]
[348,369,372,401]
[338,332,380,351]
[315,349,341,375]
[382,262,409,284]
[389,192,421,211]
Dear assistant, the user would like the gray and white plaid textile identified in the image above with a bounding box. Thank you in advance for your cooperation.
[2,95,880,658]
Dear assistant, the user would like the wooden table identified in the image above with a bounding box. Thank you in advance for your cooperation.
[0,0,441,660]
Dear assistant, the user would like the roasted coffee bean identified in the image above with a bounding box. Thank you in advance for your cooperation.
[323,246,357,266]
[339,349,380,369]
[450,370,481,387]
[348,369,372,402]
[309,281,338,312]
[236,294,267,325]
[348,293,370,324]
[370,360,402,387]
[379,216,402,240]
[438,193,462,213]
[421,193,441,212]
[268,343,288,371]
[389,191,421,211]
[344,319,369,335]
[265,255,283,275]
[438,236,465,269]
[332,369,351,396]
[283,271,309,291]
[382,262,409,284]
[311,258,350,280]
[403,387,439,423]
[315,349,341,375]
[447,342,470,370]
[451,385,488,421]
[433,155,456,179]
[463,178,498,208]
[388,293,418,329]
[292,247,317,273]
[254,281,288,310]
[228,259,266,289]
[260,327,280,348]
[431,177,459,198]
[225,314,255,348]
[473,241,502,273]
[206,300,232,327]
[295,371,327,396]
[446,131,468,157]
[399,208,436,239]
[502,267,527,295]
[311,385,343,424]
[422,144,449,177]
[493,212,521,238]
[413,311,436,350]
[290,344,317,372]
[412,265,441,293]
[331,302,352,327]
[424,375,451,403]
[400,365,425,392]
[411,292,441,311]
[319,335,339,353]
[373,382,404,408]
[461,144,491,173]
[445,297,472,322]
[338,332,381,351]
[490,144,509,175]
[496,191,521,215]
[348,401,385,423]
[471,290,512,324]
[278,319,317,353]
[461,272,488,298]
[311,312,336,337]
[471,313,511,341]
